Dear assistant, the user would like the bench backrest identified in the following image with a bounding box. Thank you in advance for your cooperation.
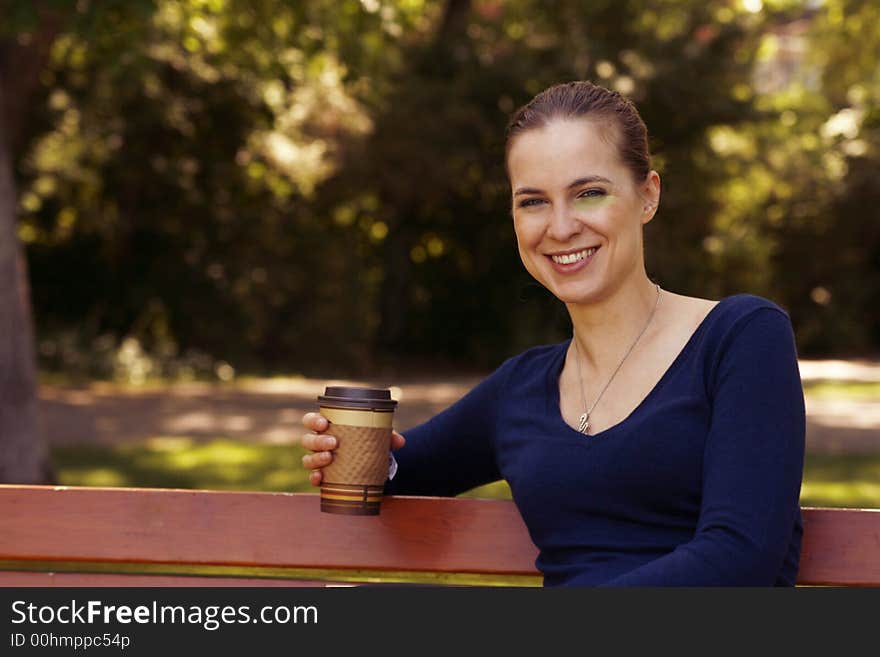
[1,485,877,586]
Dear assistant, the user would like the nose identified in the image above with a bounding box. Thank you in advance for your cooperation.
[546,202,583,242]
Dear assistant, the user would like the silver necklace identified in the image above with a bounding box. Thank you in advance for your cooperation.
[572,283,662,435]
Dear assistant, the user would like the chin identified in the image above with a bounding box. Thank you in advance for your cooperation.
[554,290,599,305]
[537,280,596,305]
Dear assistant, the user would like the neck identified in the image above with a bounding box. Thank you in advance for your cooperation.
[567,277,660,373]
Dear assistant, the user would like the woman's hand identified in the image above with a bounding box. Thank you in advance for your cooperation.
[300,412,406,487]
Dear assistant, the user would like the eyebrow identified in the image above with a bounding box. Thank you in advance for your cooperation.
[513,175,613,196]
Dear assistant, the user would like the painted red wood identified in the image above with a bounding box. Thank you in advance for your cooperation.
[0,572,336,587]
[798,507,880,586]
[1,486,877,585]
[0,485,539,576]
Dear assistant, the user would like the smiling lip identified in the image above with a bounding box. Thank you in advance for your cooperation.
[545,246,600,273]
[545,246,600,272]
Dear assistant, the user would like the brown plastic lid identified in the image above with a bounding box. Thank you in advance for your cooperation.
[317,386,398,411]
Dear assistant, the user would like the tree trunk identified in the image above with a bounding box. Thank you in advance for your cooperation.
[0,16,61,484]
[0,102,52,483]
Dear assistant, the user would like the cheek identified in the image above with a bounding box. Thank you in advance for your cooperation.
[571,197,621,230]
[512,214,541,246]
[571,196,614,214]
[576,199,640,237]
[511,221,544,272]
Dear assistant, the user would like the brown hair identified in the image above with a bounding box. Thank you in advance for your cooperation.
[505,81,651,184]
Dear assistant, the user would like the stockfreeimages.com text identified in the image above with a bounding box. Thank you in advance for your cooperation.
[11,600,317,631]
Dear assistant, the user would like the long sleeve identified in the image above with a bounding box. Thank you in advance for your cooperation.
[384,357,515,497]
[593,308,806,586]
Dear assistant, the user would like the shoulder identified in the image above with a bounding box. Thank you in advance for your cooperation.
[452,341,565,408]
[701,294,799,383]
[665,292,798,386]
[666,292,793,359]
[461,341,566,397]
[715,293,790,319]
[707,293,794,341]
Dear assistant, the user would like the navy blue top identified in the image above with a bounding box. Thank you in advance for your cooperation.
[385,294,806,586]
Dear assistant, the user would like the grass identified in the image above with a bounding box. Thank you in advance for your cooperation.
[801,380,880,399]
[50,439,880,509]
[51,438,310,492]
[800,452,880,508]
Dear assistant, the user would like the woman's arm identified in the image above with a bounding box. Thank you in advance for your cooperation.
[384,357,517,498]
[593,307,806,586]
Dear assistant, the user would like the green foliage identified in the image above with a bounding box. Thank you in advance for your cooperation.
[7,0,880,375]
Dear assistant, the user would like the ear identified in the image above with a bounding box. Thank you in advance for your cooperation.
[640,171,661,225]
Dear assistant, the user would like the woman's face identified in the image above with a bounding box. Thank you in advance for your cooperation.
[507,118,659,305]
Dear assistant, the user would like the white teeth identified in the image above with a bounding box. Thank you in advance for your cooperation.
[550,247,597,265]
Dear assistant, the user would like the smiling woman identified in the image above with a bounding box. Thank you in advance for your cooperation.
[300,81,807,587]
[507,118,658,309]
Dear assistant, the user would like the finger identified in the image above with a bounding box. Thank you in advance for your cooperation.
[391,431,406,450]
[302,412,329,432]
[300,432,337,452]
[309,470,323,487]
[302,451,334,470]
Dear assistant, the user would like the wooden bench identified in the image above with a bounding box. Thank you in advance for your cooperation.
[1,484,878,587]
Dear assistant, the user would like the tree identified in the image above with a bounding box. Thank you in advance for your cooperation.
[11,0,880,392]
[0,0,155,482]
[0,3,61,482]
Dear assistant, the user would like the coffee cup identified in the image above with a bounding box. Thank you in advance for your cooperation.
[316,386,398,515]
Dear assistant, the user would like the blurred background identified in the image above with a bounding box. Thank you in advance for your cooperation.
[1,0,878,506]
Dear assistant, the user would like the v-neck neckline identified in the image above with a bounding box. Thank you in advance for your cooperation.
[547,296,729,440]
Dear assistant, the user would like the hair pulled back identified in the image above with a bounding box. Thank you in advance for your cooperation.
[505,81,651,184]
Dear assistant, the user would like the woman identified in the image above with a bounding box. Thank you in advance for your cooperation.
[300,81,806,586]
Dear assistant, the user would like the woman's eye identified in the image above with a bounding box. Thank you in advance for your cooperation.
[517,198,546,208]
[578,188,606,199]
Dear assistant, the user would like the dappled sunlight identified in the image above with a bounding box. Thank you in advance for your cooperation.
[50,439,880,509]
[147,436,194,451]
[52,435,514,498]
[38,388,96,406]
[802,381,880,399]
[38,375,483,447]
[53,439,312,492]
[233,377,479,405]
[263,469,310,490]
[800,453,880,508]
[806,399,880,430]
[43,359,880,506]
[263,428,298,445]
[799,360,880,383]
[235,377,328,395]
[159,440,271,472]
[222,415,254,431]
[801,481,880,508]
[460,480,513,500]
[391,381,481,404]
[76,468,129,488]
[38,363,880,456]
[163,411,217,433]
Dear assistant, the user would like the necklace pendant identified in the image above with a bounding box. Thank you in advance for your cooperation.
[577,412,590,435]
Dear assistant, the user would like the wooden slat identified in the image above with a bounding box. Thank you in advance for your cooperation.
[0,485,539,577]
[1,485,877,586]
[0,572,334,587]
[798,507,880,586]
